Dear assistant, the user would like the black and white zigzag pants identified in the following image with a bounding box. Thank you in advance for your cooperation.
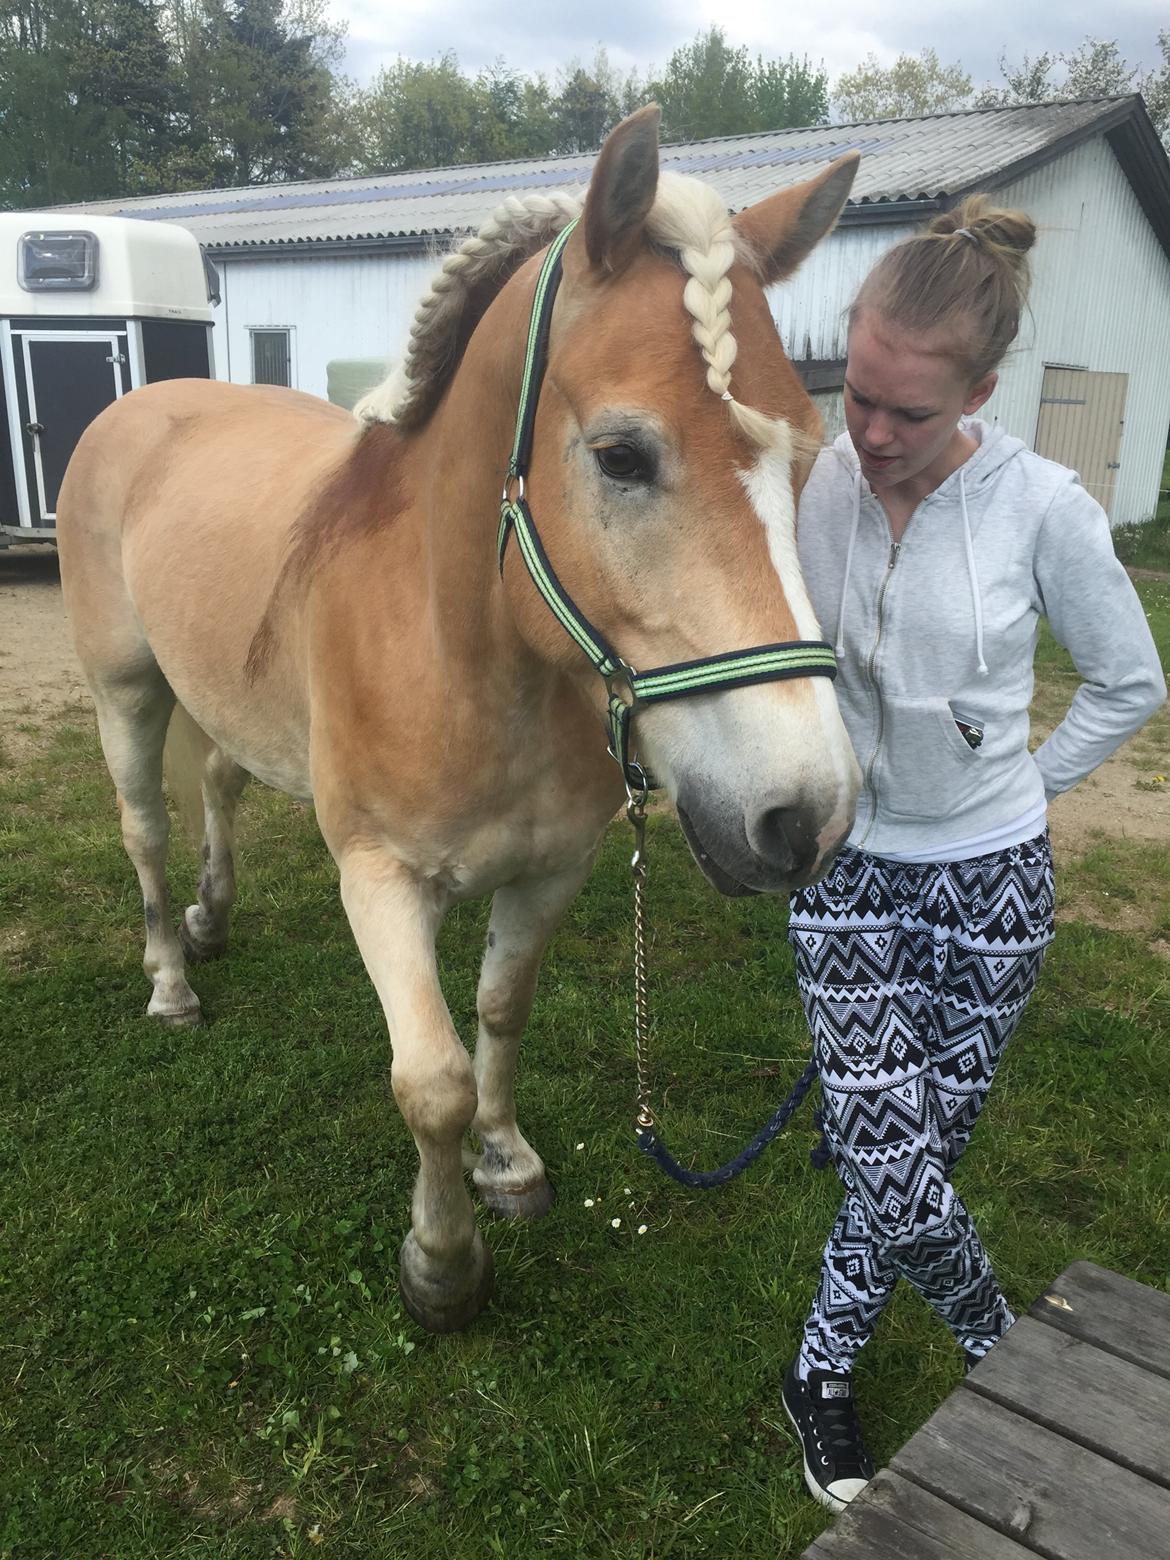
[787,833,1055,1376]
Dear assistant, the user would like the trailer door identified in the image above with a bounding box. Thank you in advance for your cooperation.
[18,331,128,525]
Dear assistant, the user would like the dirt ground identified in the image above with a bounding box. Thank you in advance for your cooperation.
[1,541,1166,860]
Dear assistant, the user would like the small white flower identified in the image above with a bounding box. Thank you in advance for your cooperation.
[637,1224,648,1235]
[576,1142,585,1150]
[584,1198,595,1207]
[629,1201,635,1208]
[623,1187,631,1194]
[611,1217,621,1229]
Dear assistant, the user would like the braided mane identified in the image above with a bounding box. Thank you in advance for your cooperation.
[354,191,582,431]
[355,172,805,455]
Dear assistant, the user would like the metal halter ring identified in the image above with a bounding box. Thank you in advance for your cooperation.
[605,661,639,711]
[501,473,526,505]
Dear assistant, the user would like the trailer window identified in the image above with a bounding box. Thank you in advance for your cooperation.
[19,231,98,291]
[250,328,291,387]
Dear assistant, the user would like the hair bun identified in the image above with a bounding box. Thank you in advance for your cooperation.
[930,196,1036,259]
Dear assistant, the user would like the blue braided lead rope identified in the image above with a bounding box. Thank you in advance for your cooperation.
[635,1056,831,1189]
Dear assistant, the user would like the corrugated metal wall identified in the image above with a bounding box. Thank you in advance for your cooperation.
[975,137,1170,525]
[216,249,435,399]
[770,222,915,364]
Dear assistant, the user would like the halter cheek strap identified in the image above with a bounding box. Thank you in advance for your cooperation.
[497,218,837,793]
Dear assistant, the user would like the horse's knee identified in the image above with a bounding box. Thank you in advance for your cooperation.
[392,1045,478,1142]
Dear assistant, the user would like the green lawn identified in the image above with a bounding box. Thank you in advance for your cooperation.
[1112,444,1170,570]
[1,584,1168,1559]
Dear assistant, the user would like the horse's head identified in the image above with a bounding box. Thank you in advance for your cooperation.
[502,106,860,894]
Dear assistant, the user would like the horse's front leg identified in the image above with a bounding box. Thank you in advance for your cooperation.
[338,847,492,1333]
[472,859,593,1218]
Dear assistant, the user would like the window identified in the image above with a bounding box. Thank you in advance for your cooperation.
[250,328,292,387]
[19,231,98,291]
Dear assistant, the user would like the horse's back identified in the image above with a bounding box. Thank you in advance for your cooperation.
[58,379,356,791]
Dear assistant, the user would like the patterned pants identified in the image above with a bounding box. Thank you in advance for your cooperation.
[787,833,1055,1376]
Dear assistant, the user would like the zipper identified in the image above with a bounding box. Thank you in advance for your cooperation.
[857,539,900,847]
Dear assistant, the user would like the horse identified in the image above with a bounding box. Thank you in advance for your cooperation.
[57,107,861,1333]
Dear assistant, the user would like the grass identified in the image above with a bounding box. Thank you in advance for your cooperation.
[1112,445,1170,571]
[1,585,1168,1558]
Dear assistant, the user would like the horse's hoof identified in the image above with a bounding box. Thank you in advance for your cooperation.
[152,1004,204,1028]
[398,1229,494,1334]
[477,1177,556,1220]
[179,913,227,964]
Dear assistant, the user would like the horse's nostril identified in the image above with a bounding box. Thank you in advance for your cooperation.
[757,805,819,876]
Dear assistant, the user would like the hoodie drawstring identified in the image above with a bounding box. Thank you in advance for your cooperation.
[960,468,989,677]
[834,471,862,657]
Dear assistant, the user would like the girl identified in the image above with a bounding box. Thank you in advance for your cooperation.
[781,196,1166,1513]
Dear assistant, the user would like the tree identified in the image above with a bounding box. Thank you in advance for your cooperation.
[549,47,641,154]
[353,53,481,171]
[976,34,1142,109]
[1142,30,1170,144]
[646,26,757,140]
[833,48,973,121]
[753,54,829,128]
[0,0,179,206]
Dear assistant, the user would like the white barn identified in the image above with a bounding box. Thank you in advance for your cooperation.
[60,95,1170,525]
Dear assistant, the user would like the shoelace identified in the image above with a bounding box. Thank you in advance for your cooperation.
[815,1397,870,1471]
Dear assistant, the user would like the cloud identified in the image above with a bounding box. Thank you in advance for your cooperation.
[331,0,1168,93]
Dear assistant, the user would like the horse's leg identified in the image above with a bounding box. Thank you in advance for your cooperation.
[338,847,492,1333]
[180,747,250,963]
[91,675,203,1027]
[471,862,592,1218]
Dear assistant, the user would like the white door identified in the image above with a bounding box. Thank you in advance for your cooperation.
[1034,367,1127,519]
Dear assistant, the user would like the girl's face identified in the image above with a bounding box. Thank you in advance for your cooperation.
[844,309,996,492]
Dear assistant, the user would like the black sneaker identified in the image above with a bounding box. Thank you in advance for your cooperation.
[781,1360,874,1512]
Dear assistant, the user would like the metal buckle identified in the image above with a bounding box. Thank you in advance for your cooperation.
[605,660,639,712]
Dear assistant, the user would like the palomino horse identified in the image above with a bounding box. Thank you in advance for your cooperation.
[57,108,860,1332]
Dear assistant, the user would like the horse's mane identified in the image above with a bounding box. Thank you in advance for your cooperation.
[353,191,582,432]
[353,173,803,455]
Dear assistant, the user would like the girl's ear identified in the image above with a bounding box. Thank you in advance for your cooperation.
[964,372,998,415]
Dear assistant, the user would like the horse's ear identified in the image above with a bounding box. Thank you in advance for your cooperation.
[583,105,661,275]
[733,153,860,286]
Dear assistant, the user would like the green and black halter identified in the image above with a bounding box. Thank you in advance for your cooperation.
[497,218,838,796]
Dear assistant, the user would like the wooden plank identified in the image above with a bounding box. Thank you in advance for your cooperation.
[889,1376,1170,1559]
[800,1469,1034,1559]
[968,1316,1170,1488]
[1030,1260,1170,1381]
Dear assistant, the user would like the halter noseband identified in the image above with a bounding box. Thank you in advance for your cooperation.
[497,218,837,795]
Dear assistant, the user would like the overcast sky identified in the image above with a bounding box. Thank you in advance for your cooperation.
[329,1,1167,96]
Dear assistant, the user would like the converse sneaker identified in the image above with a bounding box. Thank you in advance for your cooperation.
[781,1360,875,1513]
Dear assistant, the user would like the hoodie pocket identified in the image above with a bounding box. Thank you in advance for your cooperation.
[880,697,982,820]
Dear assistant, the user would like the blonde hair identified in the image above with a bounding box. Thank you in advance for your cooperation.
[356,172,809,455]
[851,194,1036,382]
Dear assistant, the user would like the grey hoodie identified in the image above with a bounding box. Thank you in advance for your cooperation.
[796,420,1167,857]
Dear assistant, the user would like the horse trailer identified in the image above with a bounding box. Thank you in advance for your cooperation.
[0,214,218,547]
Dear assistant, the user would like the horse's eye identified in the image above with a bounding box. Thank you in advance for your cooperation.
[595,442,650,482]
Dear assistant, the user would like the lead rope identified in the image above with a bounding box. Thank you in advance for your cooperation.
[626,791,831,1188]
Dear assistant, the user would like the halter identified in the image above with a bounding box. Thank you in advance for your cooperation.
[497,218,837,796]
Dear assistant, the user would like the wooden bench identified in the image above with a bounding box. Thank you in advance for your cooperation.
[802,1261,1170,1559]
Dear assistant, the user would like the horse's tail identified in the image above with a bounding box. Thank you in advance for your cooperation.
[163,703,213,845]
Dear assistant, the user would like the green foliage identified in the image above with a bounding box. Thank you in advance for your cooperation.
[646,27,828,141]
[0,0,352,205]
[833,47,974,122]
[1111,447,1170,571]
[975,31,1170,148]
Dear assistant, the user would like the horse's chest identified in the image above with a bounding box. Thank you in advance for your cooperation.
[428,797,607,900]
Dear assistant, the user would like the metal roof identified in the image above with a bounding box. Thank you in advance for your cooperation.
[52,96,1169,257]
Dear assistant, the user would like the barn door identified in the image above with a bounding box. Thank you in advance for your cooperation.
[18,331,128,524]
[1034,367,1127,519]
